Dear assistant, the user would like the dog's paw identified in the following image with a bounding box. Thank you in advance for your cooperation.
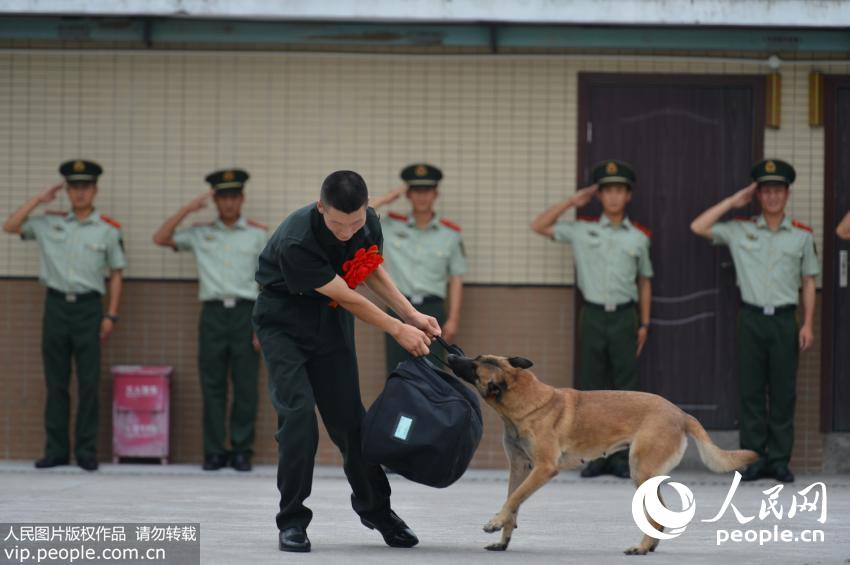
[624,546,649,556]
[485,542,508,551]
[482,516,505,533]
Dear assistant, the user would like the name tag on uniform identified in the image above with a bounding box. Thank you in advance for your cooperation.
[605,303,616,312]
[223,298,236,308]
[763,305,775,316]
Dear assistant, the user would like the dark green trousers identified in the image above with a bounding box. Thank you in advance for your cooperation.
[199,300,259,457]
[253,293,391,531]
[737,307,798,467]
[41,290,102,460]
[578,304,639,467]
[384,298,446,375]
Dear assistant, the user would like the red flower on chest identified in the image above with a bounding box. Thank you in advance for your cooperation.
[329,244,384,307]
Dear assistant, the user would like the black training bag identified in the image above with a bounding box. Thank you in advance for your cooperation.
[361,339,482,488]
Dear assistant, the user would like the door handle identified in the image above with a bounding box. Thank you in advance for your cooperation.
[841,250,848,288]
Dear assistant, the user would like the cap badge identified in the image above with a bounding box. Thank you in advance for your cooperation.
[765,160,776,173]
[605,162,618,175]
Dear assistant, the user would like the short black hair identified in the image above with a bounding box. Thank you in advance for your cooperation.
[320,170,369,213]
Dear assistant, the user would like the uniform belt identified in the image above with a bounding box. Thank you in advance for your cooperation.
[405,294,443,306]
[204,298,255,309]
[47,288,101,303]
[741,302,796,316]
[584,300,636,312]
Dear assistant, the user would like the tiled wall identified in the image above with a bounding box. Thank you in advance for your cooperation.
[0,279,824,471]
[1,52,846,286]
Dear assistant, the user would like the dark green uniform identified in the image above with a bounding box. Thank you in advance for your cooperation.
[551,160,653,473]
[710,160,819,471]
[20,159,127,462]
[253,203,391,531]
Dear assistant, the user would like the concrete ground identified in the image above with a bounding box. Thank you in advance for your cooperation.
[0,461,847,565]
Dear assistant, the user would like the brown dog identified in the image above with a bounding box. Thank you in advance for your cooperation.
[446,353,759,555]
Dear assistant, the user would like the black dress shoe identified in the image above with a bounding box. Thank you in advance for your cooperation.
[610,461,631,479]
[771,465,795,483]
[361,510,419,548]
[202,454,228,471]
[34,456,69,469]
[231,453,252,472]
[278,527,310,553]
[77,457,99,471]
[741,460,768,481]
[580,458,608,478]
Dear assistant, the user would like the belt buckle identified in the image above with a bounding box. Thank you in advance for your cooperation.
[65,293,77,303]
[223,298,236,309]
[763,305,775,316]
[409,294,424,306]
[604,303,616,312]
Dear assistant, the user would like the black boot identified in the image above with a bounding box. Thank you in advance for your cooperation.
[278,527,310,553]
[202,454,228,471]
[34,456,69,469]
[361,510,419,548]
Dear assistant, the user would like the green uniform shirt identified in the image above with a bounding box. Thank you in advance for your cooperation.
[256,203,383,300]
[173,216,268,301]
[21,210,127,294]
[553,215,653,306]
[711,215,820,307]
[380,213,467,299]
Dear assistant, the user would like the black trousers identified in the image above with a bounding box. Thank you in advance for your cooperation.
[253,292,391,531]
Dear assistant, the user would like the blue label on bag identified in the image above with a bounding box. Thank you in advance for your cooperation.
[394,415,413,441]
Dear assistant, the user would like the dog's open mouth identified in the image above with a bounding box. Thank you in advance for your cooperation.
[446,354,477,384]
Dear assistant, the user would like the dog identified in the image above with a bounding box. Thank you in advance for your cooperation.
[446,353,759,555]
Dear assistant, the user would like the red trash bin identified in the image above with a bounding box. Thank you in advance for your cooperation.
[112,365,172,464]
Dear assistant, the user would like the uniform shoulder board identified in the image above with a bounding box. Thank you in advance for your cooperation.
[387,212,408,222]
[100,214,121,229]
[439,218,462,232]
[45,209,66,216]
[246,218,268,231]
[792,219,813,233]
[631,220,652,238]
[577,215,599,223]
[733,216,755,223]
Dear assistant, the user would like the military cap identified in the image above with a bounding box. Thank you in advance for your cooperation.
[400,163,443,188]
[59,159,102,183]
[205,168,250,192]
[592,160,636,188]
[751,159,795,186]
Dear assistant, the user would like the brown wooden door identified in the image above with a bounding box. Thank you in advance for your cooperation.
[577,73,765,429]
[823,76,850,432]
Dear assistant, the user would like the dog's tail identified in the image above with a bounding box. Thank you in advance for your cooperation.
[685,415,759,473]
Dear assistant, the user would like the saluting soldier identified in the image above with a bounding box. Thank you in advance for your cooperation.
[253,170,441,553]
[371,163,467,374]
[531,160,653,479]
[691,159,818,483]
[2,159,126,471]
[152,169,267,472]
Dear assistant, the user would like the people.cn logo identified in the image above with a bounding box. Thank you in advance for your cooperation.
[631,475,697,540]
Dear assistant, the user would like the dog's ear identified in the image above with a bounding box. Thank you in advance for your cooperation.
[507,356,534,369]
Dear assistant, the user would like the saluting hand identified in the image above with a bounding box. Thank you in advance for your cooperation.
[571,184,598,207]
[37,181,65,204]
[186,190,213,213]
[729,182,757,208]
[386,186,407,204]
